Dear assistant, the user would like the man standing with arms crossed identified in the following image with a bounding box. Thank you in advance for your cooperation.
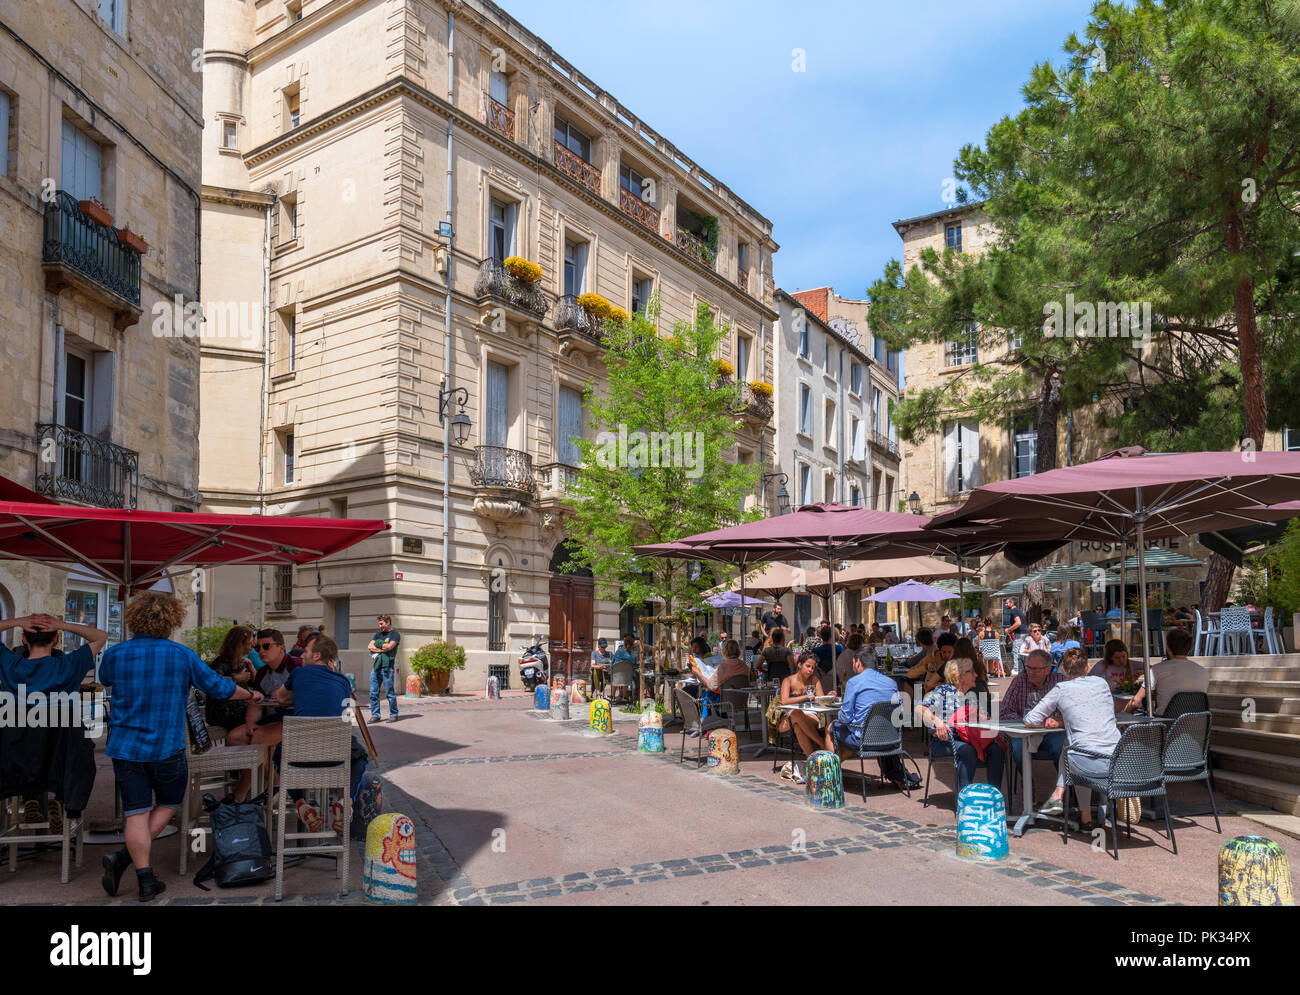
[366,614,400,721]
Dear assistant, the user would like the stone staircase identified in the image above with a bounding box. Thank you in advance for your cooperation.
[1203,656,1300,817]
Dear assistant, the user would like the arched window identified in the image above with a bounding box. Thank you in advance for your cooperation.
[548,540,592,578]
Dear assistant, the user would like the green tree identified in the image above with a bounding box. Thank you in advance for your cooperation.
[562,301,762,618]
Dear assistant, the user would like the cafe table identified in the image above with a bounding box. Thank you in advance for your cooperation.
[958,713,1171,838]
[730,685,780,756]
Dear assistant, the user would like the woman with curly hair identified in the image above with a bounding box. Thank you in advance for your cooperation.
[204,625,261,732]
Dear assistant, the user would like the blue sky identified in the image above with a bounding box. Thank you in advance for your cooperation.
[508,0,1099,299]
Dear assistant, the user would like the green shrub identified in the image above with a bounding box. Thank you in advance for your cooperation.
[408,641,467,677]
[179,618,237,660]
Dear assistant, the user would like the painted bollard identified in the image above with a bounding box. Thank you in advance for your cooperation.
[638,710,664,753]
[570,680,587,704]
[533,684,550,711]
[956,783,1009,861]
[552,675,566,691]
[486,675,500,699]
[405,673,421,697]
[1219,835,1294,906]
[706,728,739,775]
[363,813,416,904]
[805,750,843,808]
[549,687,570,720]
[589,697,613,734]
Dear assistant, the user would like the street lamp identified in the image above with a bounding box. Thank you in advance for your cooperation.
[762,471,790,514]
[438,384,472,446]
[908,491,922,515]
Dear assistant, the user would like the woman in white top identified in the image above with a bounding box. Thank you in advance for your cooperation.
[1023,650,1121,828]
[1017,622,1052,658]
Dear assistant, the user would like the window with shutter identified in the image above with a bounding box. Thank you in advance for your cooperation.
[558,386,583,465]
[852,417,865,462]
[485,362,509,447]
[799,385,811,435]
[944,421,960,494]
[61,119,102,203]
[490,71,509,106]
[736,335,750,381]
[798,464,812,505]
[564,238,587,296]
[0,92,10,177]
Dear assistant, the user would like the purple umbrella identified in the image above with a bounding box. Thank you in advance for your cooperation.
[703,591,766,609]
[864,579,960,603]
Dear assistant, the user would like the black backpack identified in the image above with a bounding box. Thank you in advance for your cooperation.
[193,794,275,890]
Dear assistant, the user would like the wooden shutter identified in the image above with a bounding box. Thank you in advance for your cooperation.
[961,421,981,490]
[944,422,959,494]
[558,386,583,465]
[485,361,509,447]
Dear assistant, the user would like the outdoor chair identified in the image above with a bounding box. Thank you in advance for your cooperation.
[1193,609,1220,657]
[0,792,84,885]
[978,639,1006,678]
[1128,608,1165,658]
[1081,611,1109,658]
[1159,710,1220,833]
[273,716,353,901]
[1159,690,1209,723]
[719,686,756,740]
[179,692,266,874]
[1218,606,1254,656]
[1062,722,1175,860]
[838,701,919,800]
[674,688,734,768]
[1262,606,1281,654]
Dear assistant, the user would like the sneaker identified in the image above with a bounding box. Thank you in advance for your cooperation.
[48,799,64,835]
[1038,797,1064,816]
[21,799,42,826]
[296,799,325,833]
[101,848,131,897]
[137,869,166,903]
[370,715,382,723]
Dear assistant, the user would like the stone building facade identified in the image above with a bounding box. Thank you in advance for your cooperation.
[198,0,778,686]
[891,202,1295,617]
[0,0,203,643]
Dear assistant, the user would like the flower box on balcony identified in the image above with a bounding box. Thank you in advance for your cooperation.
[78,199,114,227]
[503,256,541,283]
[117,227,148,254]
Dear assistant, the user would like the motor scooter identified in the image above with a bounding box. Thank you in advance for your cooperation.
[517,640,549,690]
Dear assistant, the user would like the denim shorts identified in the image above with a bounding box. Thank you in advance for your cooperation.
[112,750,189,817]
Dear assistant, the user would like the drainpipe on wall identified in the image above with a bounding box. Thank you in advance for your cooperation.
[837,345,846,505]
[258,198,273,623]
[441,10,456,646]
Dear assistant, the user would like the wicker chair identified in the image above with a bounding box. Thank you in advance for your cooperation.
[1161,710,1220,833]
[1,794,84,884]
[1062,722,1175,860]
[273,716,353,900]
[837,700,919,800]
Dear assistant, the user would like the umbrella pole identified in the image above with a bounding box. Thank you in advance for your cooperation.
[827,551,837,693]
[1136,488,1154,705]
[958,559,966,636]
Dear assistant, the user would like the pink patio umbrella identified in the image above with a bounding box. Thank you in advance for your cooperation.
[928,448,1300,699]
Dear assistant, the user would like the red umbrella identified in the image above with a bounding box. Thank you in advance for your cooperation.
[0,500,388,596]
[929,448,1300,697]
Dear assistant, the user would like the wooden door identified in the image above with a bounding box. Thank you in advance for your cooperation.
[548,575,595,681]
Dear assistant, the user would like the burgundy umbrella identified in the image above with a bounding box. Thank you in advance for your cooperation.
[929,448,1300,699]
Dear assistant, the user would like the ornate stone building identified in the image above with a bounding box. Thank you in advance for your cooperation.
[198,0,777,684]
[0,0,203,643]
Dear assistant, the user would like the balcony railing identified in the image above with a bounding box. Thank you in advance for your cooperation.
[618,187,660,233]
[486,96,515,141]
[554,141,601,196]
[675,227,714,269]
[34,423,139,509]
[724,383,772,423]
[473,258,550,319]
[42,192,142,317]
[538,462,581,498]
[870,430,900,459]
[554,294,603,348]
[469,445,536,494]
[736,267,749,292]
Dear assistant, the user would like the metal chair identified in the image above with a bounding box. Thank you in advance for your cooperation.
[1193,609,1220,657]
[1218,606,1254,656]
[674,688,734,767]
[1262,606,1280,654]
[1081,611,1109,658]
[921,724,959,813]
[273,716,353,900]
[1062,722,1175,860]
[1161,710,1220,833]
[1160,690,1209,722]
[838,701,919,799]
[978,638,1006,678]
[1128,608,1165,657]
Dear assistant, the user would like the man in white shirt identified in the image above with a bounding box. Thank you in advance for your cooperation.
[1125,627,1208,716]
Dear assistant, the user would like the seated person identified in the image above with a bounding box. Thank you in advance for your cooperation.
[1089,639,1137,693]
[902,628,934,670]
[811,625,844,683]
[1016,623,1052,659]
[1050,625,1082,664]
[270,634,366,834]
[705,640,750,691]
[759,627,795,683]
[610,634,639,701]
[1023,649,1121,827]
[226,628,299,796]
[0,613,108,828]
[777,655,832,777]
[908,631,956,696]
[918,657,1005,793]
[1123,627,1208,716]
[831,653,920,791]
[688,636,723,707]
[834,633,866,688]
[205,625,260,733]
[998,648,1066,805]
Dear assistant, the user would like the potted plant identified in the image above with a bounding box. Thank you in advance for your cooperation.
[78,196,114,227]
[117,226,148,254]
[503,255,542,283]
[575,291,613,320]
[408,640,466,695]
[712,358,735,380]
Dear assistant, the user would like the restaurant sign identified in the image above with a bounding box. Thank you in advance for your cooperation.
[1076,537,1180,555]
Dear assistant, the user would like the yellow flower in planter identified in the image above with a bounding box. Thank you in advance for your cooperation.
[607,306,630,324]
[576,292,613,318]
[749,381,774,398]
[503,256,542,283]
[713,358,735,377]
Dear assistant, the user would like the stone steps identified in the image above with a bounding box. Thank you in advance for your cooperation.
[1206,665,1300,683]
[1211,769,1300,817]
[1210,707,1300,734]
[1210,725,1300,758]
[1211,744,1300,782]
[1209,692,1300,715]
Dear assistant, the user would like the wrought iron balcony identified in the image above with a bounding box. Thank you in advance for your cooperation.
[486,96,515,141]
[469,445,536,524]
[473,258,550,319]
[554,294,603,353]
[870,430,900,460]
[675,226,714,269]
[725,383,772,424]
[554,141,601,196]
[42,192,143,328]
[618,187,660,233]
[34,423,139,509]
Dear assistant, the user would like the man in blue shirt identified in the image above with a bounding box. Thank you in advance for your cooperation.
[831,655,920,792]
[98,593,261,902]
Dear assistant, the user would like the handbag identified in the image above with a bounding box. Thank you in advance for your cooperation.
[1114,794,1143,824]
[764,692,786,744]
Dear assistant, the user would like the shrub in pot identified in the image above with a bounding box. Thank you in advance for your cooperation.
[409,640,466,695]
